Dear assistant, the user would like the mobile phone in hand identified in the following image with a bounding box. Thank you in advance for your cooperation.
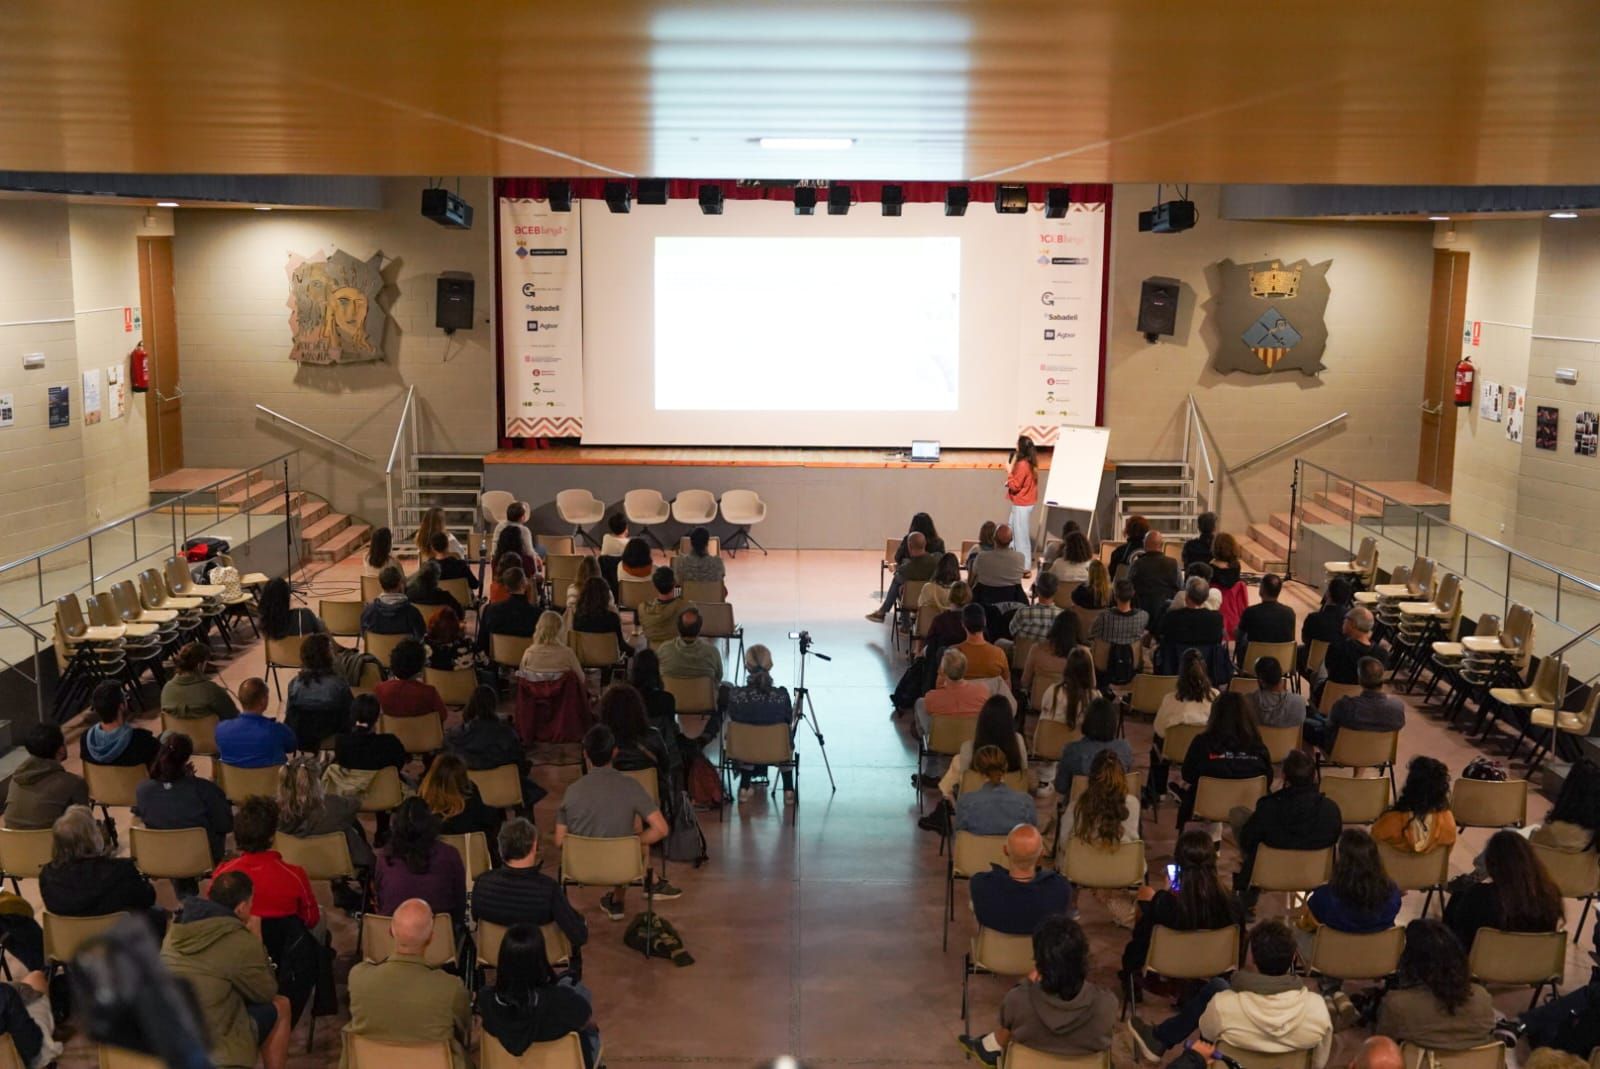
[1165,862,1181,892]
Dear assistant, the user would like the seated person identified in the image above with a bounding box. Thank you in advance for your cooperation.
[426,606,478,672]
[363,527,402,577]
[969,824,1072,935]
[1148,650,1217,804]
[1064,751,1142,927]
[934,698,1027,812]
[1054,697,1134,797]
[446,685,542,810]
[346,898,471,1069]
[1072,559,1113,610]
[471,820,588,976]
[217,677,298,769]
[598,512,629,558]
[1050,531,1096,585]
[375,638,448,724]
[636,567,689,649]
[956,603,1010,680]
[518,611,585,680]
[616,537,655,592]
[283,635,353,752]
[212,798,321,933]
[1313,607,1384,704]
[136,733,234,863]
[1298,828,1401,955]
[1183,512,1216,569]
[555,725,675,921]
[0,970,56,1069]
[724,645,795,804]
[1376,919,1496,1051]
[160,641,240,721]
[866,530,939,623]
[160,871,292,1069]
[2,724,88,830]
[80,680,159,768]
[405,560,463,625]
[477,922,600,1068]
[427,530,479,591]
[917,553,960,613]
[960,915,1116,1067]
[1176,692,1272,826]
[420,753,505,862]
[374,797,468,927]
[1305,656,1404,752]
[360,563,426,638]
[1128,530,1182,621]
[969,524,1028,606]
[1127,919,1332,1068]
[1235,573,1297,669]
[334,694,409,773]
[570,577,628,656]
[1122,831,1242,986]
[1232,750,1340,899]
[1157,577,1226,651]
[276,754,373,879]
[926,580,976,650]
[1167,562,1223,613]
[1009,572,1064,644]
[953,745,1036,835]
[1372,756,1458,855]
[492,501,539,563]
[914,650,992,738]
[477,566,540,655]
[39,805,159,924]
[671,527,726,596]
[258,577,325,642]
[1245,656,1306,728]
[1089,578,1149,683]
[658,608,725,687]
[1442,828,1565,950]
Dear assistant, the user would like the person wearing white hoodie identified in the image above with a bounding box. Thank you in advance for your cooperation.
[1128,919,1332,1069]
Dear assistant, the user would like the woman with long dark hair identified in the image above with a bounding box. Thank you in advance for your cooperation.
[1005,435,1040,565]
[1109,515,1150,576]
[1300,828,1400,955]
[1373,756,1457,854]
[135,733,233,863]
[284,632,353,752]
[1177,691,1271,825]
[257,577,324,642]
[1024,616,1085,711]
[1444,829,1565,949]
[917,553,963,613]
[420,751,505,860]
[598,682,677,805]
[363,526,398,577]
[1149,649,1217,805]
[1122,829,1240,982]
[476,923,600,1067]
[1532,755,1600,851]
[374,796,467,925]
[494,526,537,581]
[896,512,945,562]
[572,576,628,653]
[925,695,1027,832]
[1068,749,1142,927]
[1377,918,1495,1050]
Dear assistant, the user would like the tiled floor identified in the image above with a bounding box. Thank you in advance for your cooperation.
[42,550,1597,1067]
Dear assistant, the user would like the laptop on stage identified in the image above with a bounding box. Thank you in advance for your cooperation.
[909,440,941,463]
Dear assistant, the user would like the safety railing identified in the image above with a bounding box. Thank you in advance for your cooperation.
[384,385,419,539]
[1182,395,1218,524]
[255,405,376,462]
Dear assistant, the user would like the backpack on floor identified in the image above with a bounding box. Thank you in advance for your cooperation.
[685,752,725,808]
[664,790,708,866]
[623,911,694,966]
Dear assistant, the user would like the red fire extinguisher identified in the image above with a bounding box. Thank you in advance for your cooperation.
[1453,355,1475,407]
[129,341,149,393]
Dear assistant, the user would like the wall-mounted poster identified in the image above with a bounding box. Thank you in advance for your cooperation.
[286,248,387,365]
[47,385,69,429]
[1576,411,1598,457]
[1479,379,1503,422]
[106,365,126,420]
[81,369,102,426]
[1536,406,1559,450]
[0,393,14,429]
[1505,386,1524,443]
[1208,258,1332,377]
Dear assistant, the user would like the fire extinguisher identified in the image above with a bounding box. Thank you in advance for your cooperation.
[129,341,149,393]
[1453,355,1475,407]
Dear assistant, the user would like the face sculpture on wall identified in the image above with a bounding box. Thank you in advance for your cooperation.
[1207,257,1332,377]
[287,249,386,364]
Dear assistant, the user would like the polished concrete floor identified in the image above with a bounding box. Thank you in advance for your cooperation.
[38,550,1597,1067]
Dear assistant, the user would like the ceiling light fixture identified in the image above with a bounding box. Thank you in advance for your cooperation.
[157,201,179,208]
[1550,211,1579,219]
[1428,215,1449,221]
[759,137,854,151]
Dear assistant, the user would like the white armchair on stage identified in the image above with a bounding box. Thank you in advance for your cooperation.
[624,488,672,551]
[671,489,718,529]
[556,489,606,551]
[720,489,768,556]
[480,490,529,527]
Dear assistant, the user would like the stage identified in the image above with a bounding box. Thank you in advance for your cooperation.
[484,446,1116,551]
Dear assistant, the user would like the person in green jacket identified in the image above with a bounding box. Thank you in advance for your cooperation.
[159,643,239,721]
[160,872,290,1069]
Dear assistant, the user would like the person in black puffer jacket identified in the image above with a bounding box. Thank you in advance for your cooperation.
[1232,750,1341,900]
[39,805,163,938]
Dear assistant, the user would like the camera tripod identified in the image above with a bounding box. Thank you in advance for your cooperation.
[792,631,837,792]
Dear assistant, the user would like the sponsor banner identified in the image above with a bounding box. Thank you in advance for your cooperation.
[500,198,584,437]
[1016,202,1106,444]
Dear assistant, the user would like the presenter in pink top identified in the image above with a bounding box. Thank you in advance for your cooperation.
[1005,435,1040,566]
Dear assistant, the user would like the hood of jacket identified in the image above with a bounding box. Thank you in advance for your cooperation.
[11,755,65,786]
[1215,969,1330,1046]
[84,723,133,763]
[168,897,245,954]
[1024,979,1117,1038]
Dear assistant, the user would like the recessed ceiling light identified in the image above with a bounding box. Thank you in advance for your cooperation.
[156,201,179,208]
[1550,211,1579,219]
[758,137,855,151]
[1428,215,1450,221]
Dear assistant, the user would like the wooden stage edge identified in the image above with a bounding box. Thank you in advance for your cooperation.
[484,447,1064,471]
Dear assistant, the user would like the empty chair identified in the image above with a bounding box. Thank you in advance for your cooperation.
[1525,684,1600,773]
[214,763,282,805]
[363,630,407,668]
[480,1031,594,1069]
[1326,537,1379,588]
[1451,777,1528,830]
[129,826,213,881]
[1061,838,1146,890]
[1128,674,1178,718]
[622,489,671,550]
[272,831,356,882]
[480,491,519,527]
[671,489,718,528]
[1467,928,1567,1010]
[719,489,768,556]
[358,766,405,813]
[161,712,219,756]
[84,762,147,815]
[1378,841,1452,915]
[440,831,493,885]
[0,827,55,887]
[378,713,445,755]
[1319,774,1392,824]
[490,633,536,672]
[1000,1045,1111,1069]
[466,764,524,810]
[555,489,605,550]
[425,666,478,707]
[1191,776,1268,823]
[559,835,653,956]
[1321,727,1400,792]
[663,674,716,716]
[1143,924,1240,987]
[1250,845,1335,894]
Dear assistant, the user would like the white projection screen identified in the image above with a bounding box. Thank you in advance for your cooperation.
[579,198,1104,447]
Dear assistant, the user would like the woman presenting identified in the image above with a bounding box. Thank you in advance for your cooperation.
[1005,435,1039,566]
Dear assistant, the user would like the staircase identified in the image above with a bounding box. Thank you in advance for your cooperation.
[209,470,371,564]
[395,453,483,557]
[1114,460,1199,542]
[1250,482,1384,576]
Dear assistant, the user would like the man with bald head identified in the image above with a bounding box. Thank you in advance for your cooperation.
[1314,605,1386,706]
[1351,1036,1404,1069]
[1129,529,1183,625]
[344,898,471,1069]
[969,823,1073,936]
[970,524,1028,608]
[866,530,940,623]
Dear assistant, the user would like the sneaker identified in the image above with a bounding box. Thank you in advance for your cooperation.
[1126,1018,1167,1064]
[649,878,684,900]
[917,812,948,834]
[958,1035,1001,1067]
[597,893,625,921]
[738,787,753,802]
[783,790,797,805]
[1492,1020,1525,1049]
[1326,991,1359,1031]
[865,611,886,623]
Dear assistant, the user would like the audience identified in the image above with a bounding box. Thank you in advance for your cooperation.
[374,796,467,927]
[1108,515,1150,576]
[334,693,409,774]
[571,575,628,654]
[426,530,478,591]
[1235,574,1296,670]
[136,733,234,862]
[637,566,689,648]
[1169,562,1223,613]
[917,552,962,612]
[897,512,946,560]
[1376,918,1496,1050]
[1321,606,1382,692]
[160,871,292,1069]
[1300,829,1402,956]
[953,745,1036,835]
[957,603,1010,679]
[970,524,1028,606]
[658,608,725,688]
[1049,531,1095,585]
[617,537,655,590]
[476,922,600,1068]
[1122,830,1242,988]
[39,804,158,924]
[969,824,1072,936]
[491,523,538,583]
[1072,559,1113,610]
[420,752,506,861]
[1149,651,1217,803]
[477,566,540,654]
[1065,750,1142,927]
[80,680,159,768]
[1373,756,1458,854]
[1529,757,1600,852]
[1208,532,1246,627]
[375,637,448,724]
[1306,656,1404,752]
[916,650,992,737]
[361,563,426,638]
[1246,656,1307,728]
[599,512,630,558]
[492,501,539,563]
[221,676,299,767]
[405,559,463,624]
[965,520,998,573]
[673,526,726,594]
[161,641,240,720]
[1009,571,1063,644]
[1023,614,1083,707]
[276,754,372,873]
[414,506,464,559]
[519,610,585,680]
[362,527,400,577]
[1233,751,1341,900]
[487,552,525,604]
[2,724,89,829]
[0,969,53,1069]
[283,635,353,752]
[213,798,321,933]
[446,685,539,809]
[345,898,471,1069]
[426,606,477,671]
[1176,691,1272,827]
[1443,828,1565,949]
[1182,512,1218,569]
[629,650,685,762]
[961,915,1115,1066]
[1157,576,1226,657]
[1303,578,1356,656]
[723,645,795,804]
[1129,530,1182,621]
[1054,698,1134,797]
[866,530,938,623]
[1089,578,1148,683]
[926,580,975,649]
[470,818,588,958]
[935,697,1027,815]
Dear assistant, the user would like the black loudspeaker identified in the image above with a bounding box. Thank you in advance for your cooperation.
[547,181,572,212]
[827,184,852,215]
[604,182,631,213]
[1045,187,1071,218]
[698,185,723,215]
[1137,278,1180,341]
[994,185,1028,214]
[437,276,475,332]
[637,179,668,205]
[793,187,817,216]
[945,187,969,216]
[881,184,904,217]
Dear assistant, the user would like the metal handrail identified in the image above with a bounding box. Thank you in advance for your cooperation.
[385,385,417,476]
[255,405,376,462]
[1187,396,1215,485]
[1229,413,1348,475]
[0,601,48,642]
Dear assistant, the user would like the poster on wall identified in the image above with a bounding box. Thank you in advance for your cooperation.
[1208,258,1333,376]
[286,249,387,364]
[1479,379,1503,422]
[47,385,69,429]
[1504,386,1525,443]
[1577,412,1598,457]
[81,369,102,426]
[1014,200,1108,443]
[1536,406,1559,450]
[0,393,14,429]
[106,365,126,420]
[499,198,584,438]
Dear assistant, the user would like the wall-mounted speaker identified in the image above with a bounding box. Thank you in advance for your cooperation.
[437,275,475,332]
[1137,278,1179,341]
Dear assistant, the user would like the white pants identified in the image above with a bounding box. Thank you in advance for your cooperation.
[1009,503,1036,564]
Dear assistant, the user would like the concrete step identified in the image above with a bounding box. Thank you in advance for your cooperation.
[299,512,351,553]
[1237,535,1288,574]
[295,498,331,528]
[1277,500,1346,534]
[1329,480,1387,516]
[313,523,371,563]
[1249,521,1292,560]
[220,479,284,511]
[1313,490,1382,522]
[251,490,305,516]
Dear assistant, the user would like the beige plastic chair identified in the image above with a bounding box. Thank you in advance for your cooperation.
[1218,1045,1313,1069]
[925,714,980,767]
[1307,925,1404,982]
[958,769,1030,796]
[360,575,384,603]
[1002,1045,1110,1069]
[570,630,623,670]
[1145,925,1240,980]
[161,712,219,756]
[682,580,725,605]
[963,925,1035,1032]
[1251,845,1334,893]
[480,1031,589,1069]
[617,579,651,612]
[1529,842,1599,944]
[1319,774,1392,824]
[1323,727,1400,791]
[1228,676,1259,695]
[44,910,128,963]
[555,489,605,549]
[1489,655,1567,719]
[0,826,55,883]
[84,762,147,809]
[318,599,366,638]
[623,489,671,549]
[363,630,407,668]
[532,534,572,557]
[467,764,525,809]
[1451,777,1529,830]
[545,554,585,585]
[1401,1044,1506,1069]
[378,713,444,755]
[441,831,493,884]
[724,721,797,811]
[719,489,768,555]
[439,577,472,609]
[616,767,661,809]
[945,829,1011,948]
[1031,717,1081,762]
[358,766,405,813]
[480,491,519,526]
[698,602,743,665]
[559,835,653,954]
[1240,641,1297,679]
[490,633,535,670]
[1526,684,1600,773]
[215,762,282,805]
[359,912,455,968]
[1326,536,1379,587]
[98,1047,167,1069]
[1062,838,1146,890]
[343,1033,453,1069]
[1467,928,1567,1009]
[425,666,478,707]
[1378,841,1452,914]
[1304,639,1331,678]
[1129,674,1179,717]
[1314,681,1364,713]
[1159,722,1204,766]
[1192,776,1268,822]
[353,660,383,697]
[129,826,213,880]
[664,674,716,715]
[479,920,572,972]
[264,633,305,697]
[1258,724,1303,763]
[273,831,355,881]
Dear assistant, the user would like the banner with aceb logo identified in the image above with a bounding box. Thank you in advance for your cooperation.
[500,198,584,438]
[1016,201,1107,444]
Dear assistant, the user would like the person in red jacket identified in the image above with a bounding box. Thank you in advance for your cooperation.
[1005,435,1040,568]
[212,797,320,932]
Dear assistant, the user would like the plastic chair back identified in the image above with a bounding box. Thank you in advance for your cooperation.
[1002,1047,1110,1069]
[481,491,515,525]
[1451,777,1529,829]
[480,1031,586,1069]
[358,766,405,812]
[698,601,738,639]
[726,722,794,767]
[490,633,535,668]
[1250,845,1334,893]
[161,712,219,755]
[1129,674,1178,716]
[719,490,765,523]
[1258,724,1303,763]
[1218,1045,1312,1069]
[466,764,524,809]
[358,913,455,968]
[927,714,979,757]
[440,831,493,884]
[1160,722,1204,765]
[98,1047,166,1069]
[44,910,127,963]
[1192,776,1268,822]
[1241,641,1296,678]
[615,767,661,808]
[1309,925,1404,981]
[570,631,621,669]
[545,555,585,582]
[950,831,1010,879]
[215,762,282,805]
[682,580,724,605]
[561,835,645,888]
[1062,837,1146,889]
[537,534,575,557]
[1401,1044,1506,1069]
[663,674,716,714]
[1304,640,1330,675]
[343,1033,453,1069]
[265,634,304,669]
[617,580,651,611]
[84,762,147,808]
[1031,717,1080,760]
[0,827,55,880]
[360,575,383,603]
[273,831,355,881]
[1326,727,1398,769]
[129,826,212,879]
[425,666,478,707]
[1315,681,1365,713]
[1378,841,1452,892]
[378,713,444,754]
[970,926,1034,976]
[363,631,406,667]
[1468,928,1566,986]
[1146,925,1239,980]
[1320,775,1392,823]
[1529,842,1600,899]
[671,489,718,526]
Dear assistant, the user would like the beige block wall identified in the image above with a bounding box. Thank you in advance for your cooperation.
[1107,185,1434,531]
[171,178,497,527]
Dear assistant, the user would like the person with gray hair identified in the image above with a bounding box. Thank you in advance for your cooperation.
[867,529,939,622]
[1320,605,1383,693]
[1156,575,1226,652]
[469,817,588,961]
[39,804,159,929]
[914,648,993,738]
[725,644,797,804]
[1305,655,1405,752]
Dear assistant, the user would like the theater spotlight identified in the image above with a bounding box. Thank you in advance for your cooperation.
[1045,187,1071,218]
[994,185,1028,214]
[547,181,572,213]
[794,187,817,216]
[827,184,852,216]
[945,187,969,217]
[881,184,904,217]
[698,185,723,215]
[603,182,631,213]
[637,179,668,206]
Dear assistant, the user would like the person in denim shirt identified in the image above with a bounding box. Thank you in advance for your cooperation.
[954,745,1037,835]
[725,645,795,803]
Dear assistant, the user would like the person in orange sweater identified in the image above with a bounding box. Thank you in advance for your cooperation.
[1005,435,1040,567]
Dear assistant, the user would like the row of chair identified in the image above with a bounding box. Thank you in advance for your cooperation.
[534,487,769,555]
